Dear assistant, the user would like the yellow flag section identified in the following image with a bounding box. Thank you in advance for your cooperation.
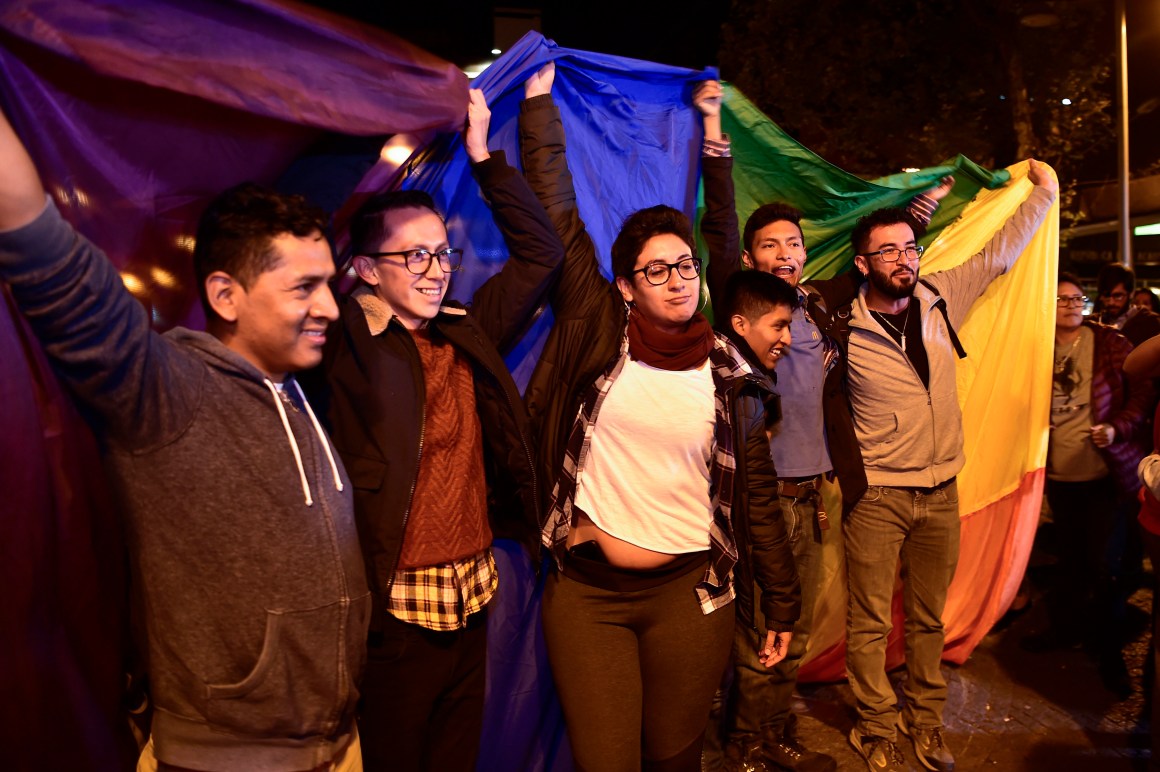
[799,161,1059,682]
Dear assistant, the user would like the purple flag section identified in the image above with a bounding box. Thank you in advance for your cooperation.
[0,3,466,769]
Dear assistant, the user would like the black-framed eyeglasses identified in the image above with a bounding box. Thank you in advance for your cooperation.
[633,257,702,286]
[364,248,463,274]
[1056,294,1088,308]
[1100,290,1128,301]
[861,245,924,263]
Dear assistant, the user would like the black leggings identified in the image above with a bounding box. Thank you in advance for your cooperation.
[542,548,734,772]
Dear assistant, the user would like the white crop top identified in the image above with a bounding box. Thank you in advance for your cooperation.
[574,357,715,553]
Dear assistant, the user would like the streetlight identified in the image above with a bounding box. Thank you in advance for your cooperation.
[1116,0,1131,267]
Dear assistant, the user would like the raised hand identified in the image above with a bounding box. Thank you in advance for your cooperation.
[926,175,955,202]
[524,61,555,100]
[1028,159,1059,196]
[465,89,491,163]
[693,80,723,118]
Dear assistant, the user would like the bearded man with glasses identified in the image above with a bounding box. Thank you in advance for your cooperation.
[831,162,1057,772]
[1095,263,1160,347]
[304,90,564,771]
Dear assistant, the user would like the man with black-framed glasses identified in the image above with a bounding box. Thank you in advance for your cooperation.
[833,162,1057,772]
[305,90,564,771]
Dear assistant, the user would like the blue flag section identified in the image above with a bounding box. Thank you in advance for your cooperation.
[402,31,716,391]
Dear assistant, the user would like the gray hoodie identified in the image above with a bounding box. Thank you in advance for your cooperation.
[0,201,369,770]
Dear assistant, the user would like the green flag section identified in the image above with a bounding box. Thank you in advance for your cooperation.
[698,82,1011,286]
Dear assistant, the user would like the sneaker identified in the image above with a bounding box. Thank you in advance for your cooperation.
[848,728,907,771]
[896,715,954,772]
[765,732,837,771]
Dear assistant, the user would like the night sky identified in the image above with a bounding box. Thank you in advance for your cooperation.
[307,0,1160,183]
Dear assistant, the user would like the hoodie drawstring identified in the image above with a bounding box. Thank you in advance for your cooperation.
[264,378,314,506]
[292,379,344,494]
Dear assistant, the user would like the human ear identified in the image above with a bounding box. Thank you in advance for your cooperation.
[615,275,635,305]
[205,272,240,323]
[353,255,379,285]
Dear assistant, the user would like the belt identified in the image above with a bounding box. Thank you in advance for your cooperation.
[777,475,830,530]
[1051,404,1086,414]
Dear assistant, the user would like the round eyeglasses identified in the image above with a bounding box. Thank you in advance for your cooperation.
[633,257,702,286]
[364,248,463,275]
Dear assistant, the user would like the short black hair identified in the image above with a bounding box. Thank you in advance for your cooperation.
[851,207,926,256]
[610,205,695,280]
[349,189,444,256]
[1097,262,1134,296]
[722,269,798,323]
[1058,271,1085,293]
[742,202,804,255]
[194,182,328,320]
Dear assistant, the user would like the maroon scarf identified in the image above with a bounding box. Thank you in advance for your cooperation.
[626,309,715,371]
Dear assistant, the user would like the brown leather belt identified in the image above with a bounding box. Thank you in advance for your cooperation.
[776,475,830,530]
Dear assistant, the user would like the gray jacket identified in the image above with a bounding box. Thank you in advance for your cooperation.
[0,201,369,770]
[845,186,1056,488]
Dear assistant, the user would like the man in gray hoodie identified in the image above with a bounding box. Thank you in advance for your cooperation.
[841,161,1057,772]
[0,108,369,771]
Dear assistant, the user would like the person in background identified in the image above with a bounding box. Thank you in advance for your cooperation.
[1096,263,1160,346]
[1133,287,1160,315]
[1021,273,1154,700]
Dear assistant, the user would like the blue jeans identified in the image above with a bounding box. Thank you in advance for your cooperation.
[729,480,824,744]
[844,480,960,739]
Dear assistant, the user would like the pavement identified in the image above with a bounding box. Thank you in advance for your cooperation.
[789,560,1154,771]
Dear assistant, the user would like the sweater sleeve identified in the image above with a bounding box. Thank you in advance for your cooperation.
[466,149,565,355]
[925,185,1056,329]
[518,94,617,324]
[0,200,200,449]
[701,155,742,332]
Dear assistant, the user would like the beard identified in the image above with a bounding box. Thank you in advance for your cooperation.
[867,263,918,300]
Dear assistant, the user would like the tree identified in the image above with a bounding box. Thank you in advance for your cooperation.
[720,0,1112,218]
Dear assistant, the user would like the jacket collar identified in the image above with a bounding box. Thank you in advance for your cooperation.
[350,285,466,336]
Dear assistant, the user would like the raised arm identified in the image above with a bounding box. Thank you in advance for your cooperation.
[924,159,1058,328]
[694,80,743,332]
[517,63,614,322]
[462,89,565,354]
[907,175,954,230]
[0,108,196,449]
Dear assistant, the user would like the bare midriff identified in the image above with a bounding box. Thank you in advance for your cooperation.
[567,509,680,570]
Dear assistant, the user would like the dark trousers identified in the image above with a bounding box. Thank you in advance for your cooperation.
[1044,477,1134,655]
[542,555,734,772]
[359,610,487,772]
